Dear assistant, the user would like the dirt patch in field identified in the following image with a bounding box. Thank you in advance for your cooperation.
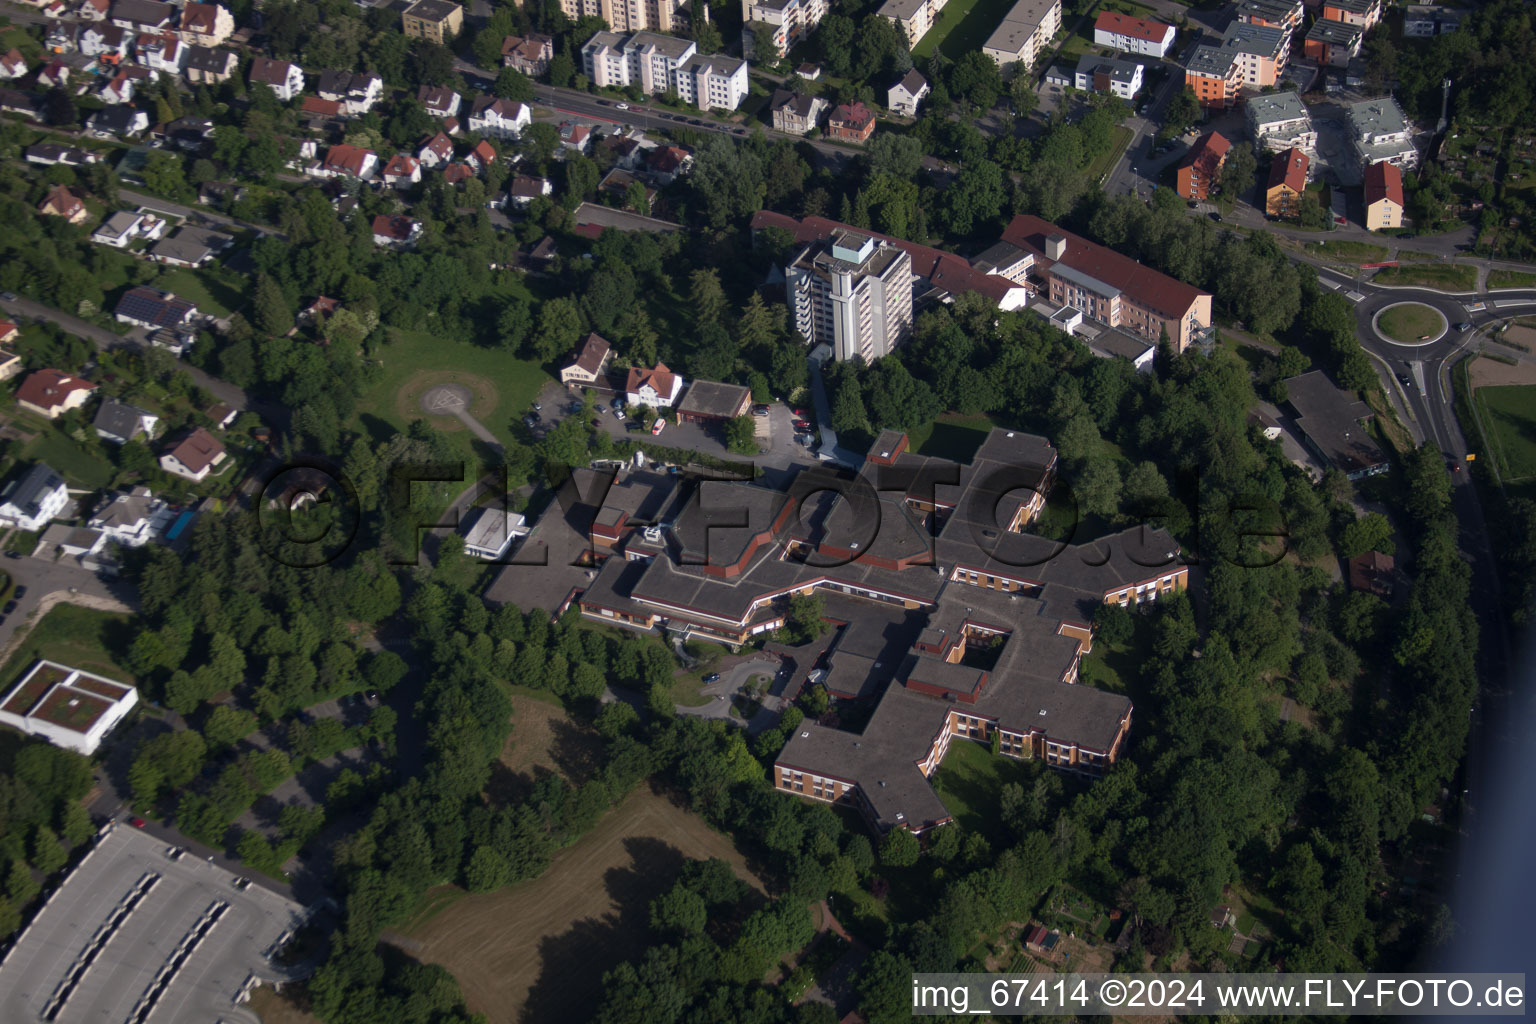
[1496,324,1536,354]
[391,786,763,1024]
[249,985,325,1024]
[1467,354,1536,389]
[486,691,605,805]
[393,370,500,431]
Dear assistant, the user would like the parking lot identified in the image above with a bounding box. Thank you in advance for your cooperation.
[0,821,306,1024]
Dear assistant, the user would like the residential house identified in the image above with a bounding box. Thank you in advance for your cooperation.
[1404,6,1460,37]
[675,380,751,425]
[1072,52,1144,99]
[459,507,528,560]
[626,362,683,407]
[828,101,875,144]
[97,71,133,104]
[0,345,20,383]
[1346,97,1416,171]
[1363,160,1403,231]
[0,50,27,79]
[467,95,530,138]
[110,0,173,33]
[401,0,463,43]
[0,89,41,121]
[371,214,422,247]
[887,69,928,117]
[113,286,197,329]
[0,464,69,532]
[89,486,169,546]
[182,44,236,84]
[315,144,378,180]
[743,0,827,58]
[249,56,303,101]
[147,225,231,267]
[159,426,226,482]
[581,30,749,111]
[38,184,87,223]
[981,0,1061,72]
[135,32,185,76]
[1282,369,1386,479]
[1320,0,1380,32]
[176,2,233,46]
[1303,17,1363,68]
[877,0,949,50]
[417,130,454,168]
[559,122,592,153]
[501,33,553,75]
[92,397,159,443]
[300,95,343,119]
[507,175,552,206]
[646,145,692,184]
[418,84,461,119]
[1348,550,1395,596]
[77,0,110,20]
[0,320,17,343]
[79,22,130,60]
[85,106,149,138]
[1264,146,1309,219]
[0,660,139,756]
[1175,130,1230,199]
[770,90,828,136]
[1092,10,1174,58]
[561,333,613,385]
[1001,214,1213,350]
[36,59,70,89]
[442,163,473,185]
[465,139,497,173]
[91,209,165,247]
[206,402,237,429]
[17,369,96,418]
[317,69,383,115]
[382,153,421,186]
[1246,90,1315,154]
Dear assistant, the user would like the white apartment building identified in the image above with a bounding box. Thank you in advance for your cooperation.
[743,0,829,59]
[582,31,749,111]
[787,230,915,364]
[562,0,680,33]
[1091,10,1175,58]
[878,0,948,49]
[1245,90,1315,154]
[1345,96,1417,171]
[0,661,138,756]
[982,0,1061,73]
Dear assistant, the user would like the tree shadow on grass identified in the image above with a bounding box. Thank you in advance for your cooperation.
[517,835,692,1024]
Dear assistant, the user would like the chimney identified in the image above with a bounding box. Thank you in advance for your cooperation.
[1045,233,1067,260]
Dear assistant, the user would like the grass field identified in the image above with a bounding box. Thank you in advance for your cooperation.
[931,735,1038,841]
[1086,124,1135,183]
[1307,240,1390,263]
[1376,302,1446,343]
[248,986,324,1024]
[913,0,1016,60]
[1371,263,1478,292]
[152,266,246,318]
[395,786,762,1024]
[0,605,137,693]
[904,412,1002,461]
[1489,269,1536,289]
[20,429,117,490]
[352,322,548,447]
[488,691,606,805]
[1474,384,1536,482]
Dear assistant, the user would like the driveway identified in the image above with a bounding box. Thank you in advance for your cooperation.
[0,552,136,659]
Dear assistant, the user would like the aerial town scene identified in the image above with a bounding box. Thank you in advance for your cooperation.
[0,0,1530,1019]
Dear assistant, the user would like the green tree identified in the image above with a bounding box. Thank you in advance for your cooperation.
[530,297,583,363]
[464,845,511,892]
[725,415,757,454]
[649,884,707,936]
[879,827,919,867]
[253,273,294,337]
[31,826,67,876]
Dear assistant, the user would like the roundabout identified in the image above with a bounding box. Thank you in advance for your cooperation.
[1373,301,1448,346]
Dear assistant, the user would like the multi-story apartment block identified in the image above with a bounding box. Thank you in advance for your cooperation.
[1234,0,1302,34]
[1001,215,1212,350]
[878,0,948,50]
[981,0,1061,71]
[1246,91,1315,154]
[1363,160,1404,230]
[582,31,748,111]
[1264,146,1309,219]
[176,3,233,47]
[1321,0,1380,32]
[1303,17,1363,67]
[787,229,914,363]
[1185,21,1287,106]
[1403,6,1460,37]
[743,0,828,59]
[249,56,303,101]
[1091,10,1174,58]
[564,0,681,34]
[1183,44,1238,107]
[401,0,463,43]
[1175,130,1230,200]
[564,429,1186,834]
[1346,96,1416,171]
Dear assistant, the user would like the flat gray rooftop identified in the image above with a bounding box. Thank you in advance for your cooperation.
[0,822,306,1024]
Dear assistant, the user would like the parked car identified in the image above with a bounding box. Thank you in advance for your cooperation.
[3,601,15,615]
[616,102,629,110]
[12,586,24,599]
[567,401,584,414]
[651,418,665,435]
[610,397,625,409]
[752,404,770,416]
[793,419,812,431]
[702,673,720,683]
[531,401,541,412]
[613,407,625,419]
[131,817,147,828]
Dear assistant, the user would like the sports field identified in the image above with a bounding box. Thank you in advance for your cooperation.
[394,787,763,1024]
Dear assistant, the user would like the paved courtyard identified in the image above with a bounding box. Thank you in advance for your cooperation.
[0,822,307,1024]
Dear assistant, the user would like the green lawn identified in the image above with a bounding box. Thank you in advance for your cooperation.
[1376,303,1446,344]
[0,605,138,694]
[904,412,1001,461]
[930,734,1036,840]
[1396,250,1438,262]
[1475,384,1536,483]
[0,26,43,61]
[151,266,247,319]
[1371,263,1477,292]
[913,0,1018,60]
[21,429,117,490]
[1086,124,1135,183]
[1306,240,1389,263]
[1489,269,1536,290]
